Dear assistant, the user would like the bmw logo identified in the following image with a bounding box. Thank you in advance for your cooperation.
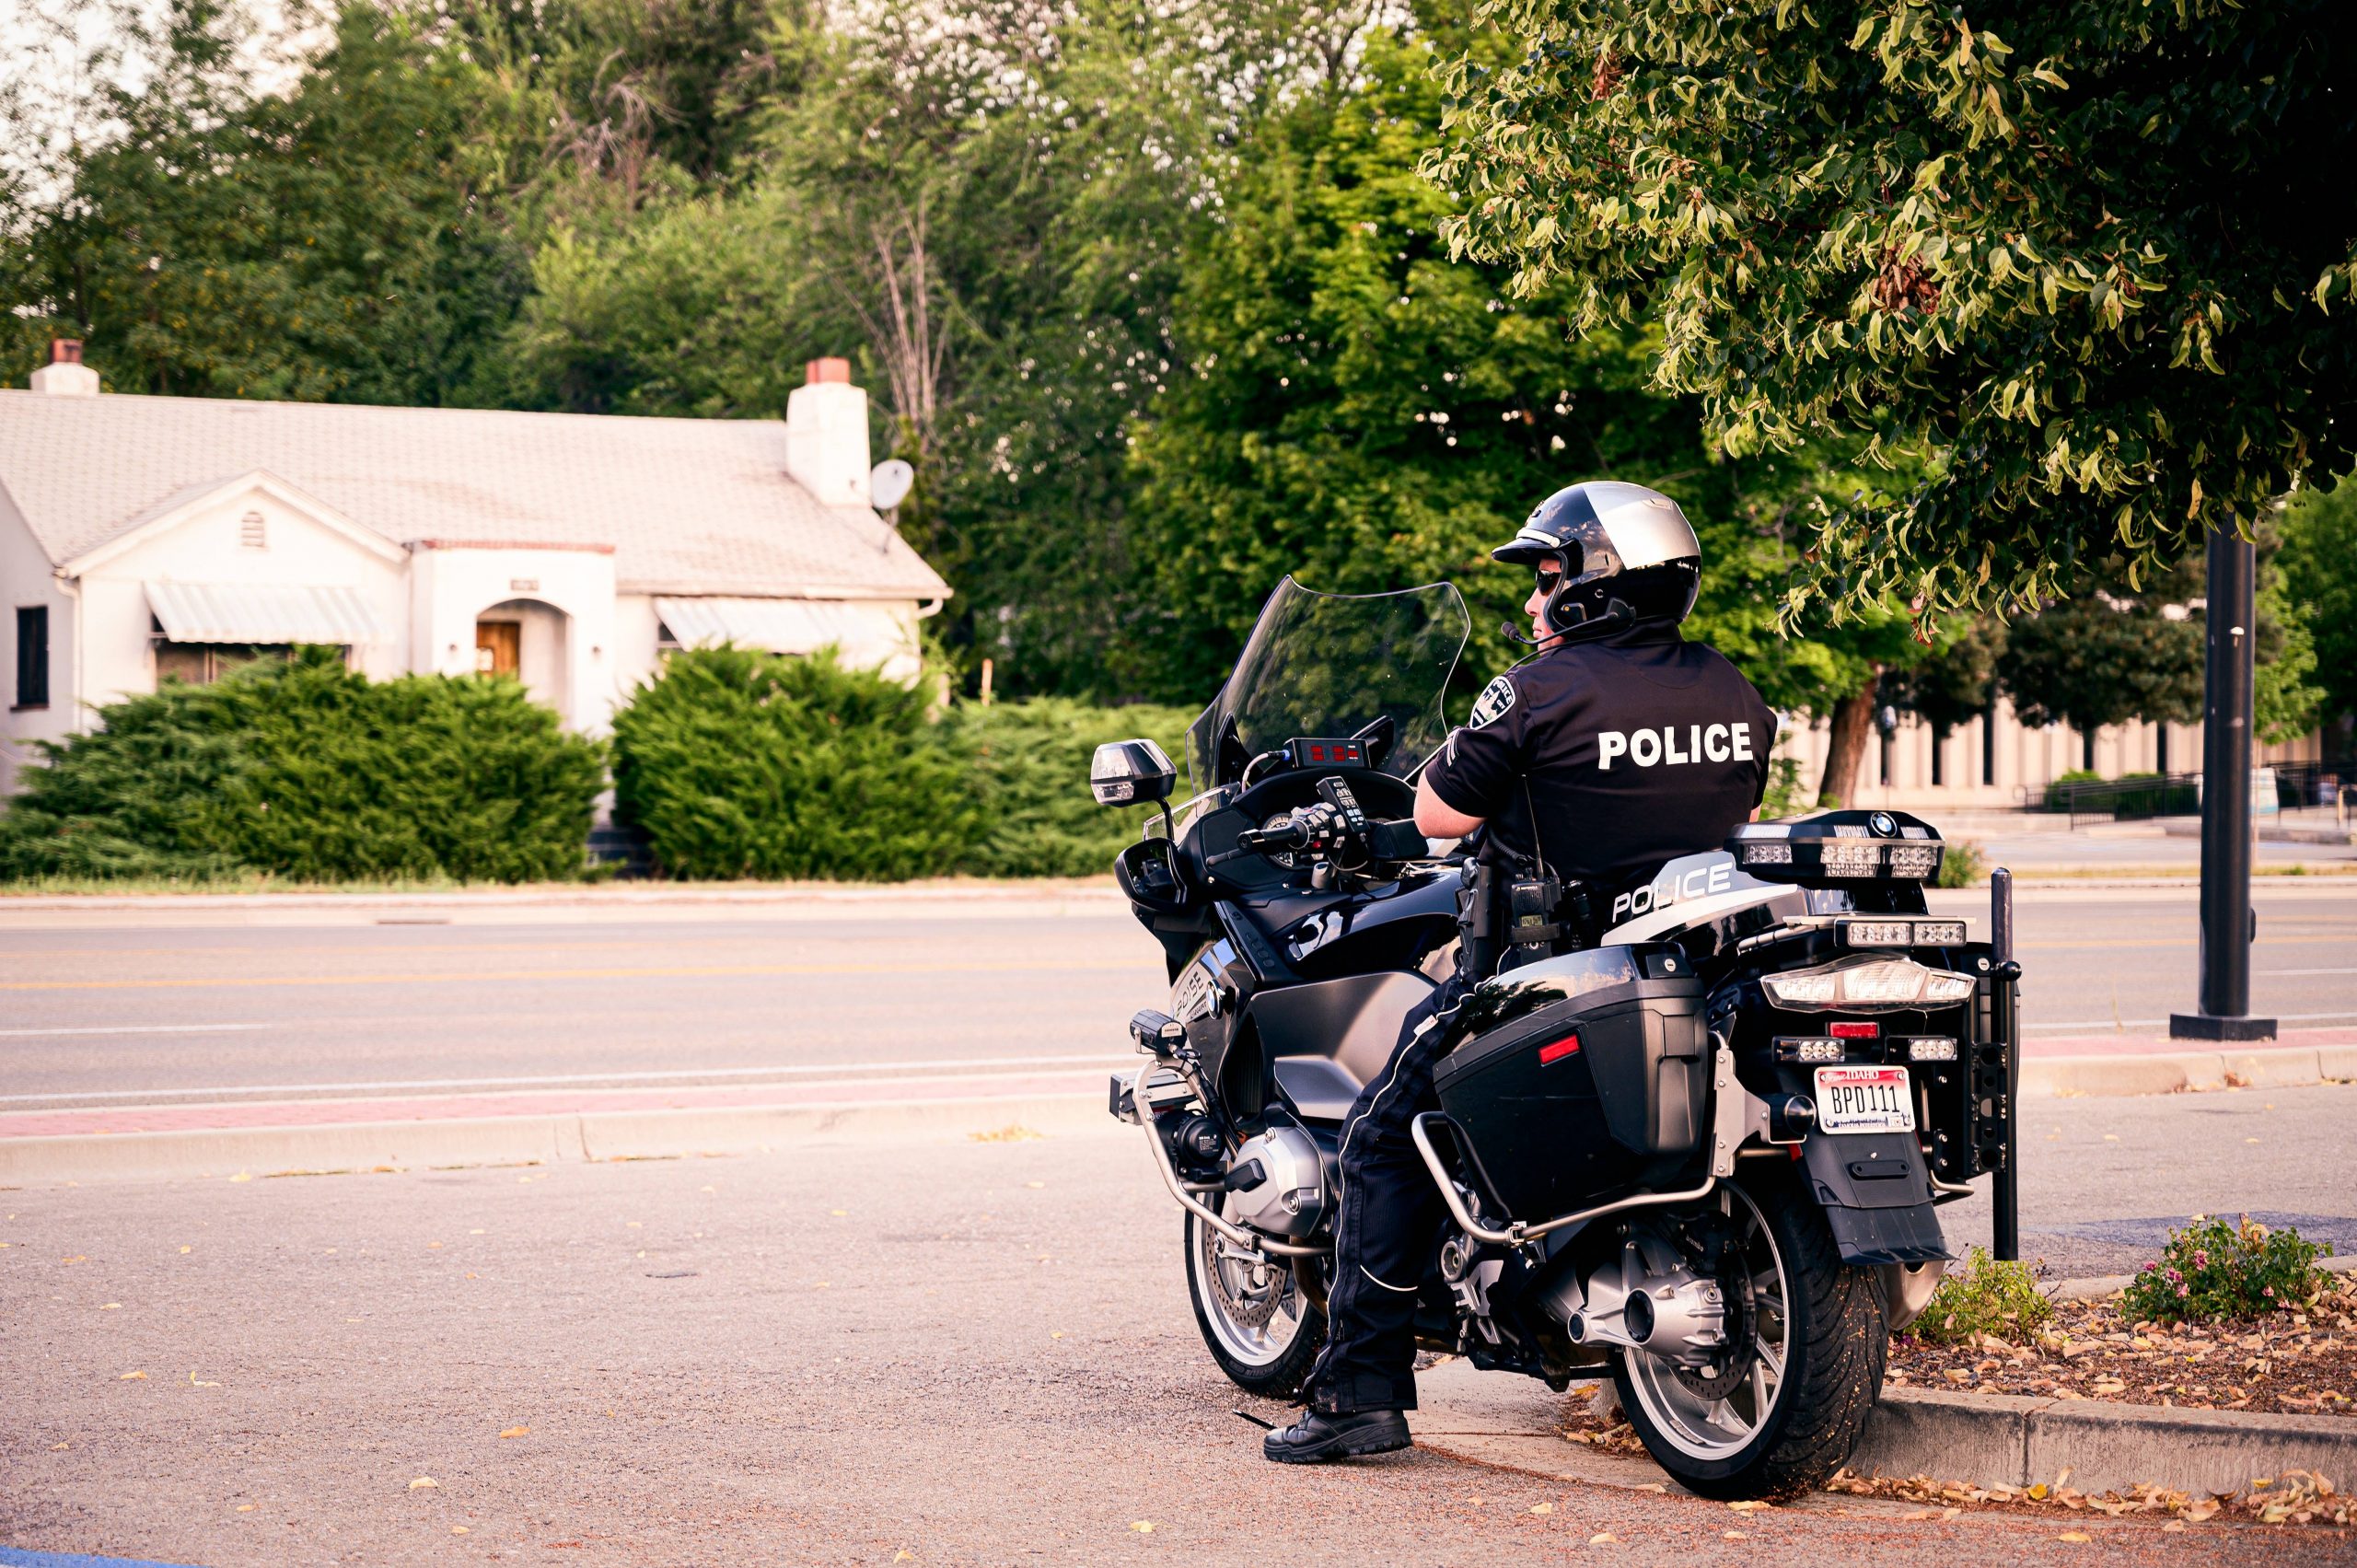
[1869,811,1898,837]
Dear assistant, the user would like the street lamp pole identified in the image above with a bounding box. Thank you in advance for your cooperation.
[2170,528,2277,1043]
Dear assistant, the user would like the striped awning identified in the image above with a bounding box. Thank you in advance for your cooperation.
[145,581,388,645]
[654,596,906,661]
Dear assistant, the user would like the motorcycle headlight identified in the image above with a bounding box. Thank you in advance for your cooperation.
[1761,957,1978,1013]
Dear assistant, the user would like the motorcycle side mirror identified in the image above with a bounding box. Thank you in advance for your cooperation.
[1090,739,1178,807]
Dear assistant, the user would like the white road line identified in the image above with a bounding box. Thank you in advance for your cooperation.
[2258,968,2357,976]
[0,1051,1134,1105]
[2025,1010,2357,1031]
[0,1022,271,1040]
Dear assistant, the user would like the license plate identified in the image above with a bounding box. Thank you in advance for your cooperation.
[1812,1065,1915,1134]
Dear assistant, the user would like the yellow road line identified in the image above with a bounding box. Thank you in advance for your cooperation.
[0,958,1154,993]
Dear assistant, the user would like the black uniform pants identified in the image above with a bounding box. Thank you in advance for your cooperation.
[1304,973,1471,1415]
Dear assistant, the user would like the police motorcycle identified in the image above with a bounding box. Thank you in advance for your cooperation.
[1095,576,2021,1499]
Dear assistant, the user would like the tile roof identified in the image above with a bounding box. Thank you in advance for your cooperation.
[0,390,950,600]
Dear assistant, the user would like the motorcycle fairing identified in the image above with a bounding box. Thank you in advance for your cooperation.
[1246,970,1436,1122]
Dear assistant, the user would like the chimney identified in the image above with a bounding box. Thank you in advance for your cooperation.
[784,356,871,508]
[30,339,100,397]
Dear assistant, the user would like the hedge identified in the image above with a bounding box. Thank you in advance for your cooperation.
[611,645,981,880]
[0,649,605,882]
[949,697,1197,877]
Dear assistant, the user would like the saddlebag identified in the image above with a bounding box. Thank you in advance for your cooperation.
[1431,960,1708,1225]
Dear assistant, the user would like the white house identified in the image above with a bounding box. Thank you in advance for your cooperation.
[0,346,947,791]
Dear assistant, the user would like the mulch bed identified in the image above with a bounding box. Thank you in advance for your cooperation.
[1887,1270,2357,1419]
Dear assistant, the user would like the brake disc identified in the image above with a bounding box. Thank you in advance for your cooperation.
[1205,1228,1283,1330]
[1669,1220,1759,1400]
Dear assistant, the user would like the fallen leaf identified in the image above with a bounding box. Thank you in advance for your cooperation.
[50,1442,68,1451]
[117,1370,147,1381]
[409,1478,438,1491]
[236,1504,254,1512]
[1633,1482,1666,1494]
[700,1185,716,1194]
[189,1370,220,1388]
[469,1229,485,1236]
[1530,1502,1553,1516]
[228,1172,252,1182]
[498,1425,529,1438]
[99,1302,121,1310]
[2057,1531,2092,1543]
[1130,1521,1155,1533]
[179,1246,192,1254]
[2183,1499,2220,1522]
[451,1526,468,1535]
[1722,1531,1748,1541]
[1728,1499,1771,1513]
[893,1553,914,1563]
[1589,1533,1619,1544]
[2162,1521,2186,1533]
[830,1209,847,1217]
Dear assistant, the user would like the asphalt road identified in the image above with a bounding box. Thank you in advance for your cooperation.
[2,886,2352,1110]
[6,1090,2353,1567]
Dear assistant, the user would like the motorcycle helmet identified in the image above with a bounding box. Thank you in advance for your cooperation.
[1493,480,1701,640]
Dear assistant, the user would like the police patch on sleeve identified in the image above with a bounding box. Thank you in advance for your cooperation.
[1469,674,1517,730]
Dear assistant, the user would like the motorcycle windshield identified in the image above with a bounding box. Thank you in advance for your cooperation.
[1186,577,1471,793]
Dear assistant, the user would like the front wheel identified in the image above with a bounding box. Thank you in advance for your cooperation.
[1611,1166,1887,1500]
[1183,1211,1326,1397]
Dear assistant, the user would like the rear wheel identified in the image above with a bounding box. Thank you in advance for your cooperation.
[1611,1166,1886,1500]
[1183,1210,1326,1397]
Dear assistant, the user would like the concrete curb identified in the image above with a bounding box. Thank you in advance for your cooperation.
[1412,1361,2357,1502]
[1854,1388,2357,1498]
[0,1093,1119,1186]
[2023,1042,2357,1098]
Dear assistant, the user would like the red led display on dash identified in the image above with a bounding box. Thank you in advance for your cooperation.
[1538,1034,1582,1064]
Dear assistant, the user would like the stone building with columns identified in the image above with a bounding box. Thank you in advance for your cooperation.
[0,348,946,791]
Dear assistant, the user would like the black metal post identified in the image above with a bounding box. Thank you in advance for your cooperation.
[2170,530,2278,1043]
[1991,866,2019,1261]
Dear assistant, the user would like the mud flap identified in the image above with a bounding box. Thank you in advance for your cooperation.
[1800,1132,1954,1266]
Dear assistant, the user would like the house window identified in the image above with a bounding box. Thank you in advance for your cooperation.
[14,606,48,708]
[239,510,267,549]
[157,643,298,685]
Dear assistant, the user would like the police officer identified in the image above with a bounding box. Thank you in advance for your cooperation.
[1263,480,1778,1463]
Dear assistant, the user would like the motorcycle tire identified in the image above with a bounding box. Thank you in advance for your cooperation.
[1183,1212,1327,1398]
[1610,1163,1887,1501]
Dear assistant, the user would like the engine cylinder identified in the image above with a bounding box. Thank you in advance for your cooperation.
[1223,1127,1327,1238]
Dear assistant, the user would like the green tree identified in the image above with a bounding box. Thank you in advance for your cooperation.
[2276,479,2357,742]
[1427,2,2357,625]
[2,0,536,403]
[1997,559,2206,772]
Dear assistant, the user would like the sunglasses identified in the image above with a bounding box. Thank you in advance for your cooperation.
[1534,567,1564,595]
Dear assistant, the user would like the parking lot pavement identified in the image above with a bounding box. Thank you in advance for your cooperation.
[7,1089,2352,1567]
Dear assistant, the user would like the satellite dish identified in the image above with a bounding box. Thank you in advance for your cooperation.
[870,459,915,512]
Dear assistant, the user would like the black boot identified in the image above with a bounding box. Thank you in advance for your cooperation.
[1261,1408,1411,1464]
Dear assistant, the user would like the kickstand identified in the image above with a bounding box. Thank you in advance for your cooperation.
[1232,1409,1276,1431]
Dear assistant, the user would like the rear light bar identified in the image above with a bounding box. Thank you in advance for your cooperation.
[1775,1035,1958,1064]
[1839,918,1969,948]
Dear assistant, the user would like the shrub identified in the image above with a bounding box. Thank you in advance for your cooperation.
[2119,1215,2332,1325]
[1934,838,1986,889]
[1757,756,1807,820]
[0,650,604,882]
[948,697,1197,877]
[612,645,981,880]
[1909,1246,2054,1344]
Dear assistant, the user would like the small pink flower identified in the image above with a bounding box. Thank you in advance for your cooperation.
[2167,1268,2183,1283]
[2264,1285,2275,1297]
[2193,1250,2209,1268]
[2177,1284,2189,1298]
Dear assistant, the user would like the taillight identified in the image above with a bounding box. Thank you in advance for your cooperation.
[1538,1033,1582,1065]
[1829,1021,1878,1040]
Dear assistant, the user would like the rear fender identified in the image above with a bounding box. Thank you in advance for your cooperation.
[1798,1132,1952,1266]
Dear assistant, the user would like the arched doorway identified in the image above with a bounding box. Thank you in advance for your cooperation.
[473,598,573,720]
